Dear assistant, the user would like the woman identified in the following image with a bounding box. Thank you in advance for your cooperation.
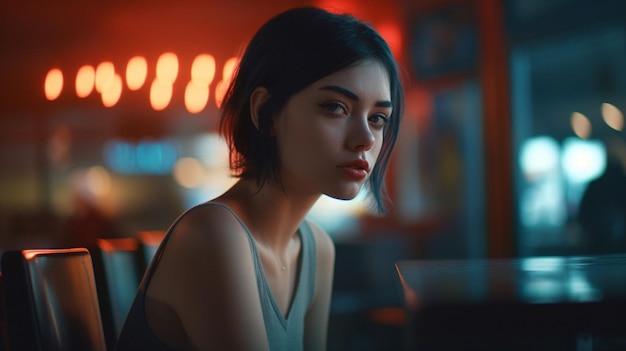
[115,6,404,351]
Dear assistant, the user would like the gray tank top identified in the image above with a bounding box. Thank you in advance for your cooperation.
[115,202,317,351]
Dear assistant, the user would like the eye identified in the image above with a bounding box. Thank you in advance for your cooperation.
[369,113,389,128]
[320,101,348,115]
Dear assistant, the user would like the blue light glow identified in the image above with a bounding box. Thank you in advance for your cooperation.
[103,139,178,175]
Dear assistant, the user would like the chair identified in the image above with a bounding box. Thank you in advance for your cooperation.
[91,238,143,350]
[2,247,107,351]
[137,230,166,268]
[0,273,9,351]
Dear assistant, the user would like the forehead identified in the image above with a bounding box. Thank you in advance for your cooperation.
[307,60,391,101]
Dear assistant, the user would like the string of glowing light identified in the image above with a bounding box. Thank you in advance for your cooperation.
[44,53,239,112]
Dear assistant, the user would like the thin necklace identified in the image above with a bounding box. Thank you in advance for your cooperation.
[251,234,287,271]
[278,256,286,270]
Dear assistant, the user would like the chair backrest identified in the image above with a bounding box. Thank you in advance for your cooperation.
[91,237,143,347]
[2,247,107,351]
[137,230,166,268]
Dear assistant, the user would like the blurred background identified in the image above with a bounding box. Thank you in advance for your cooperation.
[2,0,626,349]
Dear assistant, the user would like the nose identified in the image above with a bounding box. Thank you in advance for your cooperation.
[347,115,376,151]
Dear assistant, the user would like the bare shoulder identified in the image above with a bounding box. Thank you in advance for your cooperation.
[167,203,254,257]
[172,203,246,244]
[148,202,252,298]
[146,202,269,349]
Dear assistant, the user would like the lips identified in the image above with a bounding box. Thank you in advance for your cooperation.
[337,159,370,181]
[337,159,370,171]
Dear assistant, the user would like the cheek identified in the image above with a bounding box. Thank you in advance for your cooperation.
[276,120,323,161]
[290,119,340,151]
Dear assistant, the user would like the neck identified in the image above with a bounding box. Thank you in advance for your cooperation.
[215,178,319,252]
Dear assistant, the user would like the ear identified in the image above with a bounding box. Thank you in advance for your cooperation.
[249,87,271,130]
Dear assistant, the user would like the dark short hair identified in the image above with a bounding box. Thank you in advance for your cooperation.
[219,6,404,214]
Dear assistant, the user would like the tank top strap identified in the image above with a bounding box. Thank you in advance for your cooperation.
[298,219,317,308]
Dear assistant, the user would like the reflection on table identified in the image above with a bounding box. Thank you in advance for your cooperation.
[396,254,626,351]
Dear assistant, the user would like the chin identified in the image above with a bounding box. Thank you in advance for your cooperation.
[325,188,362,201]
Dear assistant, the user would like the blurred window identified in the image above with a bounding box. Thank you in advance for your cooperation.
[510,13,626,255]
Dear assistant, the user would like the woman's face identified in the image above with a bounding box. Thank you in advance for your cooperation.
[273,59,392,201]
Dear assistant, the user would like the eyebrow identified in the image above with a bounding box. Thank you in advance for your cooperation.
[319,85,392,108]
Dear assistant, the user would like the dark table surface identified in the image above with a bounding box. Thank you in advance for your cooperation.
[396,254,626,351]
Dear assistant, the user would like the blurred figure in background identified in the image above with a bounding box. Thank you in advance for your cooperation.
[578,138,626,254]
[63,168,124,248]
